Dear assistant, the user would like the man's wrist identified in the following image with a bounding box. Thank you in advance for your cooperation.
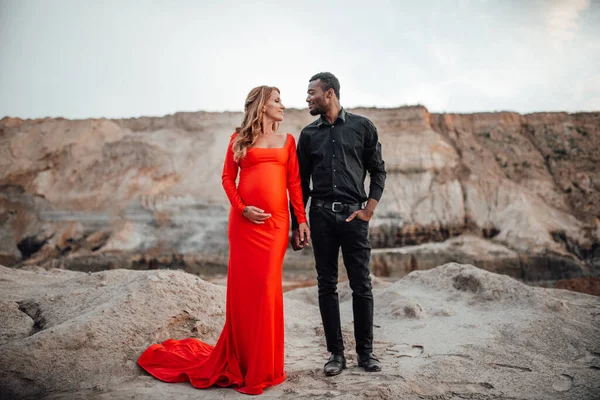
[363,199,378,216]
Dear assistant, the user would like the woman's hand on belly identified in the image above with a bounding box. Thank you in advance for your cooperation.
[242,206,272,224]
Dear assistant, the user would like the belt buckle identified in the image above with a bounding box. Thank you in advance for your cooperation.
[331,201,343,213]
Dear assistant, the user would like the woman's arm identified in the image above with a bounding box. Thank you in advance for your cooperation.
[221,133,246,214]
[286,134,307,225]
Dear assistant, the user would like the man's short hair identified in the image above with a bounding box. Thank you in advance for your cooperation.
[309,72,340,99]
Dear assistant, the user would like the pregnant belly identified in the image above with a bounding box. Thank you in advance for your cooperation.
[238,167,288,216]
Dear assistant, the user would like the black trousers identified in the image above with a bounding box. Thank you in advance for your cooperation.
[309,204,373,356]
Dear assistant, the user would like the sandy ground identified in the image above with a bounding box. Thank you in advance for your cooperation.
[1,263,599,399]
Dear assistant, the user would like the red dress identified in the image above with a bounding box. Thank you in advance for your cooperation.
[138,133,307,395]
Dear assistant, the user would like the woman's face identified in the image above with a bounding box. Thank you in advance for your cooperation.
[263,90,285,122]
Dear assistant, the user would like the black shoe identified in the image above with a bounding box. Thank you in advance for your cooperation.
[357,353,381,372]
[324,353,346,376]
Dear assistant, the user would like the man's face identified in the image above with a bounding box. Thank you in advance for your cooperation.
[306,79,330,116]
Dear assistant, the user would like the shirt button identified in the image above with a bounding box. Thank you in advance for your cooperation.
[333,154,336,157]
[332,140,335,143]
[332,125,335,128]
[334,185,337,188]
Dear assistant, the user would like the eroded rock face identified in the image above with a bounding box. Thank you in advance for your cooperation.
[427,110,600,267]
[370,234,587,284]
[1,263,598,399]
[1,107,599,283]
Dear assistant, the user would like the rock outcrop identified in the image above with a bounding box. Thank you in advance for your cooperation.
[1,107,599,289]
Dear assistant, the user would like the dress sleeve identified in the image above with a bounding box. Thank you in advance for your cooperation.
[286,134,307,225]
[221,133,247,214]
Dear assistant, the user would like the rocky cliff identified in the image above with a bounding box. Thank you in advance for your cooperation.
[1,107,599,289]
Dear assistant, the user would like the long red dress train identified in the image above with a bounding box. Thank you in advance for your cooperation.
[138,133,307,395]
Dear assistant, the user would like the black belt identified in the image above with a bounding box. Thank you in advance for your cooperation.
[312,199,363,213]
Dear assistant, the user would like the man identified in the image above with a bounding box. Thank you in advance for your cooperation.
[290,72,386,376]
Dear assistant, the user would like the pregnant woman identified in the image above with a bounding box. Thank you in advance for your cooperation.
[138,85,310,395]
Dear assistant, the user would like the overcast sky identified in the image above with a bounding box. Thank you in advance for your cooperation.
[1,0,599,119]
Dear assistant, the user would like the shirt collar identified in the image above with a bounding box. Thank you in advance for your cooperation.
[317,107,347,127]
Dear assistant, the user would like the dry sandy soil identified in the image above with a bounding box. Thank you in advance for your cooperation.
[1,262,599,399]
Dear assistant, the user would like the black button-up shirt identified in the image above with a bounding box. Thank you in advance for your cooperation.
[291,108,386,228]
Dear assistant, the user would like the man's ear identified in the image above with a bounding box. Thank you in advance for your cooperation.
[326,88,333,99]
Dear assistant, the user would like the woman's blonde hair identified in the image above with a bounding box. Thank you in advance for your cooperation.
[233,85,280,162]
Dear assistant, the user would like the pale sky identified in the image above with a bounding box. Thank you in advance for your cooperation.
[1,0,599,119]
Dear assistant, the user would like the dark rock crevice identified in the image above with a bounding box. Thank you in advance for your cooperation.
[17,300,47,336]
[16,229,111,268]
[551,229,600,270]
[17,235,49,260]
